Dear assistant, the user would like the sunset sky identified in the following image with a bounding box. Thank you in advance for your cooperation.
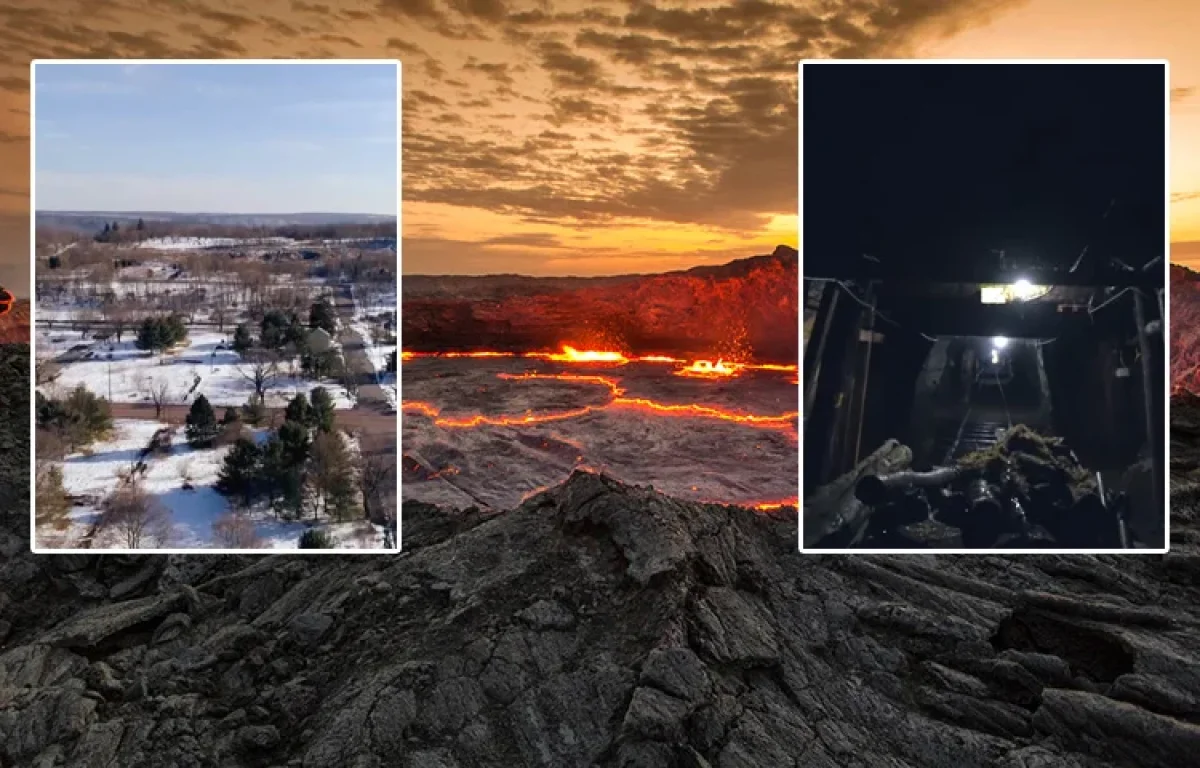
[0,0,1197,290]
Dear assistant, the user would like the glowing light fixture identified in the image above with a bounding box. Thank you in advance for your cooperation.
[992,336,1009,350]
[990,349,1000,364]
[980,280,1051,304]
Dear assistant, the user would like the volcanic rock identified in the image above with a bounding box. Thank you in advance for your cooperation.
[1,463,1200,766]
[401,248,798,362]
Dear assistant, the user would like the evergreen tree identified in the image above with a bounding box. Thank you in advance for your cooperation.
[111,220,119,232]
[135,316,188,353]
[135,318,157,351]
[136,217,145,231]
[185,395,219,449]
[298,528,334,549]
[277,420,311,466]
[259,437,287,515]
[261,435,306,520]
[286,317,308,347]
[48,255,61,270]
[309,387,336,433]
[301,350,335,379]
[166,314,187,345]
[284,393,310,427]
[232,323,253,353]
[261,310,302,350]
[309,298,337,335]
[216,437,262,505]
[222,406,240,425]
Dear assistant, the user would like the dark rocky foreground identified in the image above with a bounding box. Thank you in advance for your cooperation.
[3,469,1200,768]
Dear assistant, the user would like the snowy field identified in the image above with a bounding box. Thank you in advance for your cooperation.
[37,329,355,409]
[37,419,389,550]
[136,236,293,250]
[351,285,397,406]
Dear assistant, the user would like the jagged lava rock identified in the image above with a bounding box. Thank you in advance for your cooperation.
[0,465,1198,767]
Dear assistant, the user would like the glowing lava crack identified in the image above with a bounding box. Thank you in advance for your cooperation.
[401,368,798,434]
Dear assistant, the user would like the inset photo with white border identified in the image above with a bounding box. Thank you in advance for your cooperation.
[31,59,400,553]
[799,59,1168,554]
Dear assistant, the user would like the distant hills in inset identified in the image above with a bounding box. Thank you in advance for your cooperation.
[36,211,396,234]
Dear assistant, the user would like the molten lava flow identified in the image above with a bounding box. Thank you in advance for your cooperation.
[401,401,441,418]
[674,359,744,378]
[398,347,798,378]
[542,345,629,364]
[403,369,798,433]
[636,354,681,363]
[749,499,799,511]
[442,351,516,358]
[497,371,625,396]
[745,363,798,373]
[611,397,797,430]
[403,397,600,428]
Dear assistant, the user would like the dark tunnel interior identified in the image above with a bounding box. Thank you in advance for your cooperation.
[802,277,1166,549]
[799,62,1166,550]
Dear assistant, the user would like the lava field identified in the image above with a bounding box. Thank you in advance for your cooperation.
[401,350,798,511]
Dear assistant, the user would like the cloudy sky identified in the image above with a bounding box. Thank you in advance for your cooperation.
[0,0,1196,288]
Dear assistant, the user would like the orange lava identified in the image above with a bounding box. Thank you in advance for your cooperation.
[399,346,799,378]
[404,369,797,433]
[401,401,441,418]
[612,397,796,429]
[443,351,517,358]
[542,345,629,364]
[745,363,798,373]
[674,359,744,378]
[497,371,624,395]
[637,354,681,363]
[748,499,799,511]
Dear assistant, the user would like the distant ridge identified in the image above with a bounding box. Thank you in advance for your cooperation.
[0,299,29,344]
[36,211,396,234]
[402,246,799,362]
[406,244,797,282]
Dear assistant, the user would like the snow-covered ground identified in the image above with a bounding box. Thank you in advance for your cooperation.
[37,419,388,550]
[37,329,355,409]
[351,285,397,406]
[136,236,293,250]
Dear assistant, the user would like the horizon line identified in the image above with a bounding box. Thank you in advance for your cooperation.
[36,209,397,217]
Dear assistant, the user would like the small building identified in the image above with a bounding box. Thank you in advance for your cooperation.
[306,327,334,354]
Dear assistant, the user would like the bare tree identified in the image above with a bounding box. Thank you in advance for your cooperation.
[98,485,172,549]
[238,349,279,399]
[35,348,62,386]
[72,306,97,339]
[309,432,357,521]
[212,302,228,332]
[212,507,264,549]
[359,453,396,525]
[146,377,172,419]
[35,466,71,530]
[109,304,130,344]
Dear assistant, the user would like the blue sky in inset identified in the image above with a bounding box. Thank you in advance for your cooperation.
[34,62,398,214]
